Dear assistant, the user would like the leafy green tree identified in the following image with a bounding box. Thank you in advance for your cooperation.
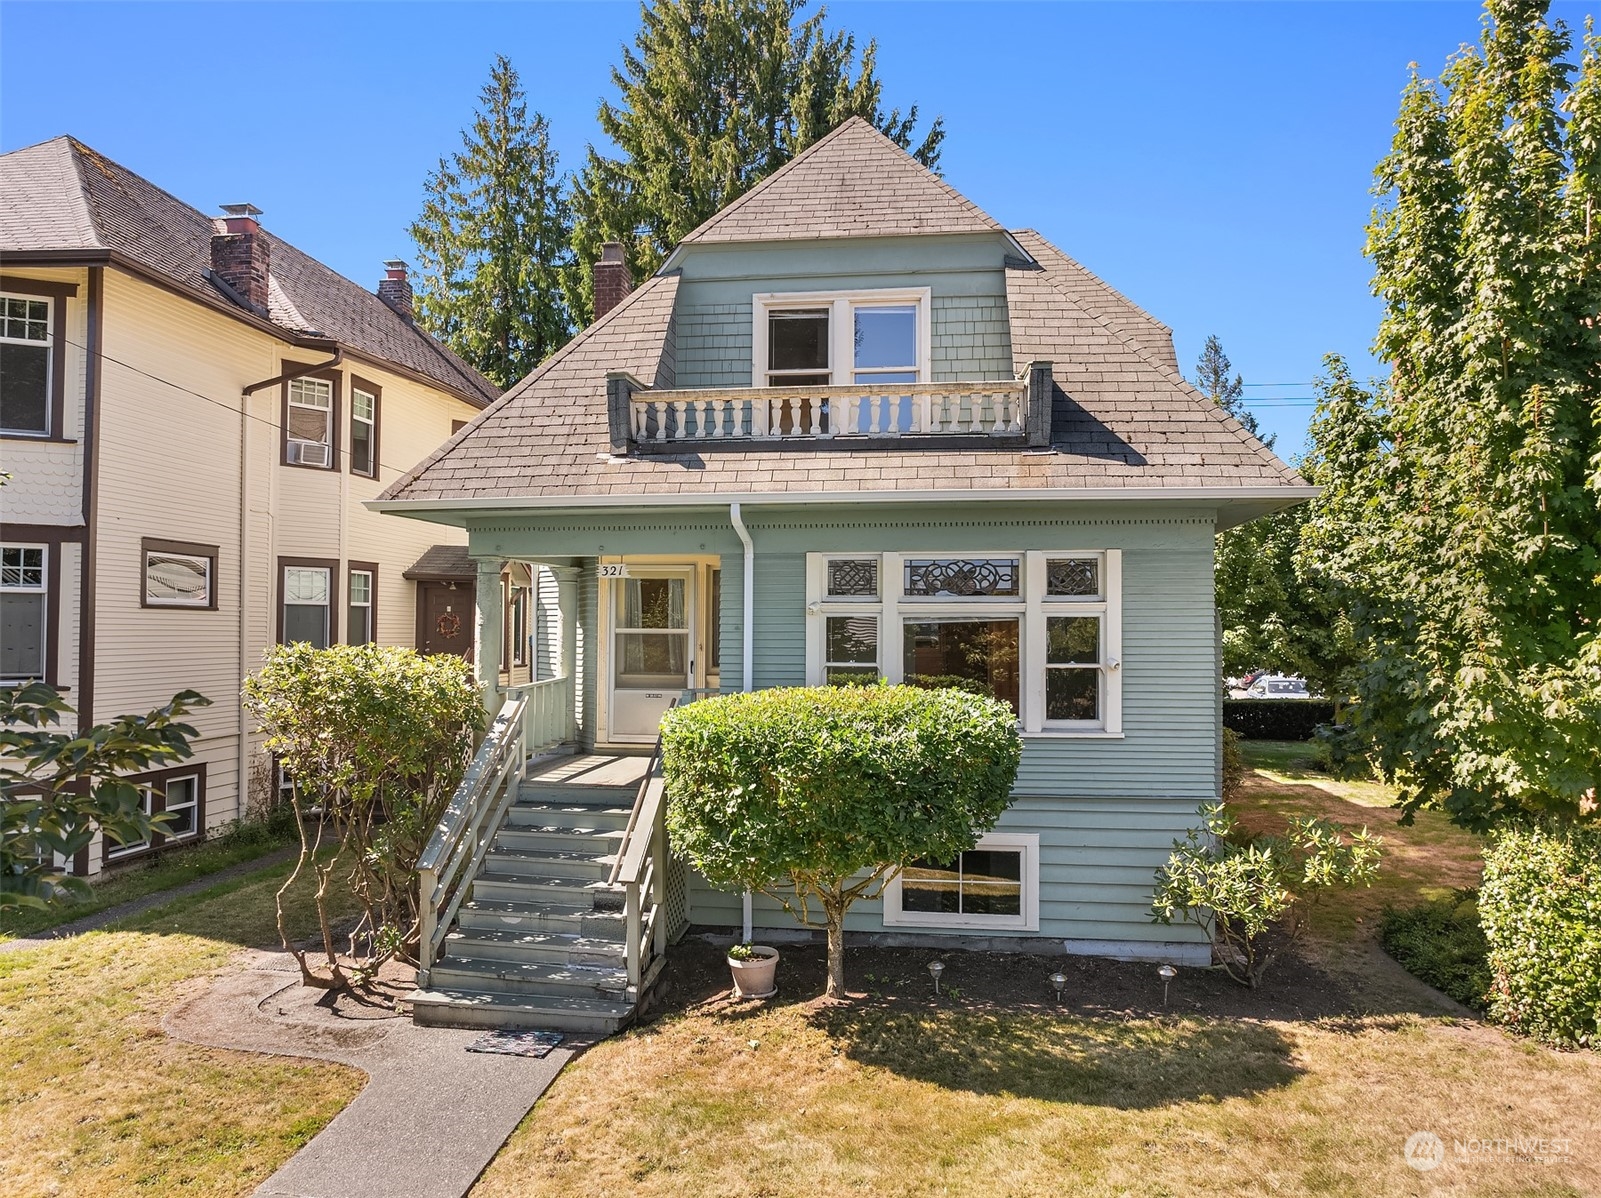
[662,685,1020,998]
[1194,333,1272,449]
[1299,1,1601,830]
[1,683,208,912]
[411,55,573,388]
[242,644,483,988]
[567,0,944,323]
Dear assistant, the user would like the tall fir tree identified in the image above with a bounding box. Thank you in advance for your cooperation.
[410,56,574,389]
[565,0,944,324]
[1194,334,1273,448]
[1300,1,1601,830]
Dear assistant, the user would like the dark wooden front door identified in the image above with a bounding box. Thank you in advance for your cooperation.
[417,582,473,661]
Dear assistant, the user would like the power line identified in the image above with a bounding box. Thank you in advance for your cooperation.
[58,335,377,470]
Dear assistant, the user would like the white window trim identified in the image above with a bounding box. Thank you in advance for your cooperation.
[752,287,933,388]
[286,377,334,467]
[804,550,1122,736]
[0,291,54,437]
[105,773,201,860]
[882,831,1040,932]
[144,549,213,608]
[0,542,49,683]
[351,387,377,475]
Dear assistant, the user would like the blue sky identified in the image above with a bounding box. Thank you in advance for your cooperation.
[2,1,1589,457]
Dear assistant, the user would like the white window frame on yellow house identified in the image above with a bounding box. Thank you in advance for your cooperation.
[803,550,1123,737]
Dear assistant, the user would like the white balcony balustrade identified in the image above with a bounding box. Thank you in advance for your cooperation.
[629,380,1029,444]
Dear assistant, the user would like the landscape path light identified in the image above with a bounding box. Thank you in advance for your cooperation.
[1049,971,1067,1004]
[928,959,945,995]
[1158,963,1177,1008]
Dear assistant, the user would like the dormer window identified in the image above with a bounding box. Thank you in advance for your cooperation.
[754,288,931,388]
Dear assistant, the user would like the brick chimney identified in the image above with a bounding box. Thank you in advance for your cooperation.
[210,204,270,312]
[593,242,632,321]
[378,259,413,322]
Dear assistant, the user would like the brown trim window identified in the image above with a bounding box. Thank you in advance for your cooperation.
[104,762,207,863]
[348,562,378,645]
[349,377,380,478]
[278,558,339,647]
[141,538,219,610]
[0,277,75,441]
[1,542,51,683]
[281,364,340,470]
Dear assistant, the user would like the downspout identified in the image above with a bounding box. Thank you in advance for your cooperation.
[730,502,756,942]
[238,345,343,819]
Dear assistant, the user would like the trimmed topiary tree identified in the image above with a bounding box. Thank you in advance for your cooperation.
[662,685,1022,999]
[1480,821,1601,1049]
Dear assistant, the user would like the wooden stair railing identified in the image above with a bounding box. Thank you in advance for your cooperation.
[608,701,674,996]
[416,695,529,986]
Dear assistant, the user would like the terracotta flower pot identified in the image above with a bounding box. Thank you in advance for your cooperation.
[727,945,779,998]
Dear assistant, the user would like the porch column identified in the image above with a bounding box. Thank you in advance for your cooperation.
[551,565,580,743]
[474,556,505,717]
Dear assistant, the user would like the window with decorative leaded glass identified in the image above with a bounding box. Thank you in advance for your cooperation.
[825,558,878,599]
[903,558,1020,598]
[1045,556,1099,598]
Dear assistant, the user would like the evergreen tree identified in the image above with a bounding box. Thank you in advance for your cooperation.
[1194,333,1272,448]
[410,56,573,389]
[566,0,944,323]
[1300,2,1601,830]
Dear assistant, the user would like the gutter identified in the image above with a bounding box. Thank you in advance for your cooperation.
[729,502,756,943]
[367,484,1319,517]
[236,347,344,819]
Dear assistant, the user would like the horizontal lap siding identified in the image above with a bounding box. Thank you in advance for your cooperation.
[685,797,1206,947]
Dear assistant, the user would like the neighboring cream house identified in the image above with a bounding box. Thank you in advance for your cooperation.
[0,136,500,873]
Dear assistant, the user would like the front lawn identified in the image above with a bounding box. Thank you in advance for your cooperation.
[473,745,1598,1198]
[0,857,363,1197]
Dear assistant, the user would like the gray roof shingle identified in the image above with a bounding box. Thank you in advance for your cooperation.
[676,117,1006,247]
[0,136,498,407]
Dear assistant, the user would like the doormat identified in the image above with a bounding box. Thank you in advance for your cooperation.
[464,1029,565,1058]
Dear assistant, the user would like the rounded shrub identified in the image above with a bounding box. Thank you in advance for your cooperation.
[1479,821,1601,1049]
[662,684,1022,997]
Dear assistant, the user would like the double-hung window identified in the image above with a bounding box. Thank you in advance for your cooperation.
[285,375,336,468]
[350,380,379,477]
[0,293,53,436]
[348,566,375,645]
[1,544,48,682]
[280,562,334,647]
[805,551,1122,734]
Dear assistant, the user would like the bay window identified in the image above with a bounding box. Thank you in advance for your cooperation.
[805,550,1122,734]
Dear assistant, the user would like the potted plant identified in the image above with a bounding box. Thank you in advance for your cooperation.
[726,942,780,998]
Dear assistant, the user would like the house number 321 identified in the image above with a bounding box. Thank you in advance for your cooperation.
[597,563,630,579]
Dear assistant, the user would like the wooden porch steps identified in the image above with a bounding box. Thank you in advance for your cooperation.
[411,755,662,1035]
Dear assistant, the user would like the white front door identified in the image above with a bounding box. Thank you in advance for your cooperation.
[607,567,694,742]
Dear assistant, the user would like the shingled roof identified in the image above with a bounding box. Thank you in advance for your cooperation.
[672,117,1008,249]
[0,136,498,407]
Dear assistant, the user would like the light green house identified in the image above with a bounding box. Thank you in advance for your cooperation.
[376,118,1309,1030]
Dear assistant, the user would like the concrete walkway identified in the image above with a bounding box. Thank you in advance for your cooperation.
[0,845,299,953]
[165,950,582,1198]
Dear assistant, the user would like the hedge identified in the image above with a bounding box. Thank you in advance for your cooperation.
[1222,699,1337,741]
[1479,821,1601,1049]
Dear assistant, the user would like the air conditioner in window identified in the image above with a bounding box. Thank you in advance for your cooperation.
[288,440,330,467]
